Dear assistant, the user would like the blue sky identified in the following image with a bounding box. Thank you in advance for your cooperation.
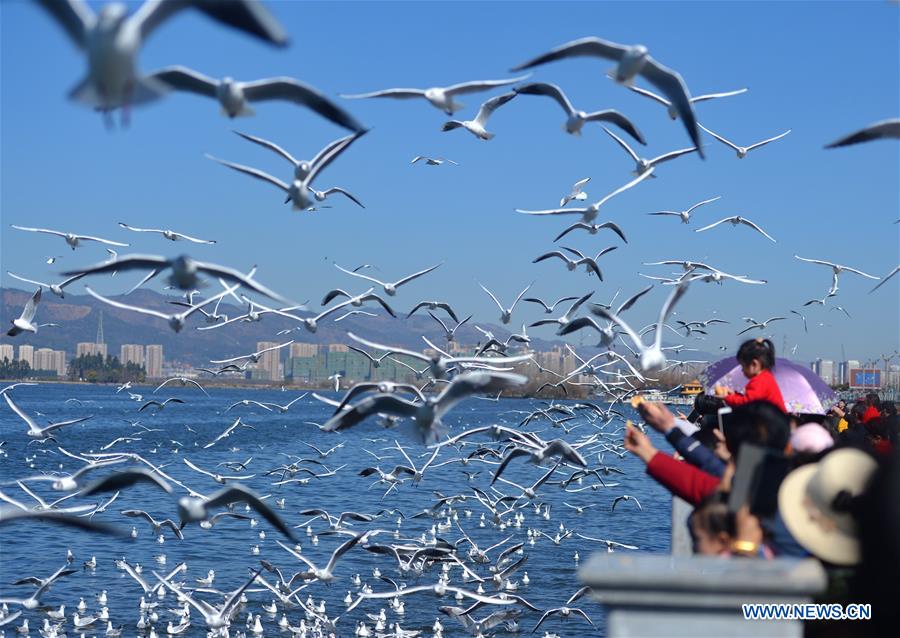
[1,1,898,364]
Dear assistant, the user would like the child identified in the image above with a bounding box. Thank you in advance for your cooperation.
[716,338,786,413]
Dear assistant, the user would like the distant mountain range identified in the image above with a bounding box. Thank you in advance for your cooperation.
[1,286,585,366]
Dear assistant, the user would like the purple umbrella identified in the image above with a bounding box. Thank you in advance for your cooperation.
[700,357,836,414]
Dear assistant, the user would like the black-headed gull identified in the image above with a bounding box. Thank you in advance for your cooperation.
[480,282,532,324]
[6,271,86,299]
[335,262,441,297]
[10,225,128,250]
[234,130,364,181]
[341,75,529,115]
[695,215,776,242]
[512,36,704,155]
[554,221,627,244]
[7,288,48,337]
[794,255,879,280]
[148,65,363,130]
[532,246,617,280]
[35,0,287,115]
[411,156,458,166]
[647,196,720,224]
[513,81,645,143]
[603,128,696,176]
[441,92,517,140]
[698,124,791,159]
[117,223,215,244]
[738,317,786,335]
[628,85,747,120]
[560,177,590,207]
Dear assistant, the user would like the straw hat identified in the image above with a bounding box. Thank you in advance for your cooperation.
[778,448,878,565]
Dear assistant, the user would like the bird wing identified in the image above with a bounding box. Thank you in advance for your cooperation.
[474,92,517,126]
[184,458,216,479]
[233,130,297,165]
[325,532,363,573]
[511,37,627,70]
[133,0,287,46]
[641,57,703,155]
[626,83,670,106]
[205,155,289,192]
[557,316,601,336]
[870,265,900,293]
[10,225,66,238]
[649,146,697,165]
[694,217,732,233]
[322,394,419,431]
[6,272,46,288]
[394,263,441,287]
[84,287,170,320]
[533,251,570,265]
[335,263,384,286]
[513,81,574,114]
[584,110,646,144]
[62,253,167,279]
[692,87,748,102]
[3,393,40,433]
[73,234,129,247]
[306,129,368,186]
[193,261,292,305]
[685,195,722,214]
[444,75,531,96]
[479,283,505,311]
[348,333,429,364]
[311,132,362,172]
[825,118,900,148]
[518,206,589,217]
[590,307,644,352]
[697,123,739,151]
[654,282,689,350]
[146,66,217,97]
[595,167,655,207]
[602,127,640,162]
[435,372,526,419]
[242,78,364,132]
[21,287,42,323]
[34,0,93,48]
[745,129,791,152]
[738,218,776,242]
[206,485,295,540]
[80,468,171,496]
[340,88,427,99]
[510,282,533,311]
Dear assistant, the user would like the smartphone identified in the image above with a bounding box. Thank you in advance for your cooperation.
[717,406,732,435]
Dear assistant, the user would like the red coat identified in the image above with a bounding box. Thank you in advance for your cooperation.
[862,406,881,424]
[724,369,786,413]
[646,451,720,506]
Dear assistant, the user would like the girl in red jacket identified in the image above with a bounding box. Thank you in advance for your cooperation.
[717,338,787,413]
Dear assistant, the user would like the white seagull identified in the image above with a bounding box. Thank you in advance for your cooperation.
[411,156,458,166]
[737,317,786,335]
[517,169,654,224]
[4,393,91,440]
[647,196,721,224]
[341,75,530,115]
[234,130,365,182]
[147,65,363,130]
[7,289,50,337]
[479,282,532,324]
[512,36,704,154]
[117,223,215,244]
[513,81,645,142]
[590,282,690,371]
[441,92,517,140]
[560,178,591,207]
[34,0,287,114]
[6,271,86,299]
[627,85,747,120]
[695,216,776,242]
[603,128,696,176]
[794,256,879,281]
[698,124,791,158]
[10,225,128,250]
[335,263,441,297]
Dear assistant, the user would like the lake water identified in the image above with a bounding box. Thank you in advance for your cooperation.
[0,382,673,636]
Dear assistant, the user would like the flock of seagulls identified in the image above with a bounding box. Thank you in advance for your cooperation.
[2,1,898,636]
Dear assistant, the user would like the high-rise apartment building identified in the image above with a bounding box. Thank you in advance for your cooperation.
[0,344,13,362]
[145,345,163,378]
[18,345,34,368]
[120,344,145,367]
[812,358,835,385]
[257,341,282,382]
[291,343,318,358]
[76,342,108,358]
[32,348,66,376]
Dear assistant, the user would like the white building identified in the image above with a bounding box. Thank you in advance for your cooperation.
[18,345,34,368]
[76,342,108,358]
[0,344,13,362]
[120,344,145,367]
[145,345,163,379]
[813,358,835,385]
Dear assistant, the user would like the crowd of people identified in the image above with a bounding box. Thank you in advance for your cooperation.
[623,338,898,636]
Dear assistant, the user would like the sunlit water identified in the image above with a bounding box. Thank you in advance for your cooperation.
[0,383,672,636]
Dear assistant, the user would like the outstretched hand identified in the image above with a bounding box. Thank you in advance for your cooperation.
[624,422,657,465]
[638,401,675,434]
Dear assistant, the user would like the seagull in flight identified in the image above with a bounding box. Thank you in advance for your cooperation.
[407,300,460,323]
[698,124,791,158]
[441,92,517,140]
[4,393,91,440]
[34,0,286,116]
[737,317,786,335]
[178,484,296,540]
[695,215,776,242]
[512,36,703,154]
[6,272,86,299]
[480,282,532,324]
[234,130,365,182]
[335,262,441,296]
[517,169,654,223]
[411,156,458,166]
[794,256,879,281]
[513,81,645,143]
[207,129,364,211]
[7,288,52,337]
[529,291,594,333]
[65,254,289,303]
[603,128,696,176]
[210,341,293,366]
[523,295,579,314]
[84,282,238,333]
[825,118,900,148]
[647,196,721,224]
[117,222,215,244]
[532,246,617,280]
[10,225,127,250]
[560,178,590,207]
[790,310,808,333]
[628,85,747,120]
[554,221,627,244]
[147,65,363,130]
[341,74,529,115]
[590,282,690,371]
